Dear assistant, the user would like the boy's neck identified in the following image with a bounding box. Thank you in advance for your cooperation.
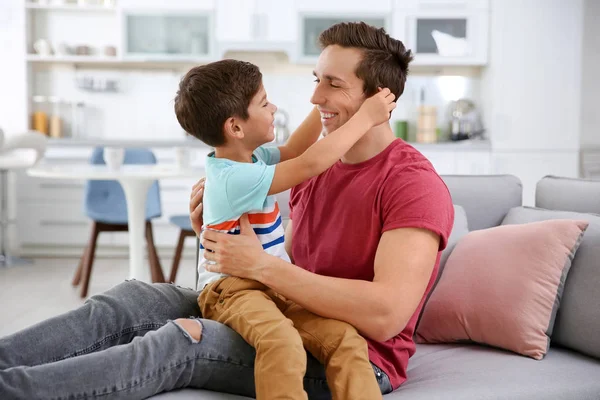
[214,144,255,163]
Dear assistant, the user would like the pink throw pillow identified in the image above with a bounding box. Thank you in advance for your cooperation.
[415,219,588,359]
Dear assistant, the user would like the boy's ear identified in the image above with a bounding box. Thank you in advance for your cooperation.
[223,117,245,140]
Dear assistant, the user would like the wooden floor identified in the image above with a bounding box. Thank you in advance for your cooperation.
[0,255,197,337]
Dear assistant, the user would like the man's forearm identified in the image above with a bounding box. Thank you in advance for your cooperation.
[258,255,394,342]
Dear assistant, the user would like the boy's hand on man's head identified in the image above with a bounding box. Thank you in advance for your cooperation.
[357,87,396,128]
[189,177,206,237]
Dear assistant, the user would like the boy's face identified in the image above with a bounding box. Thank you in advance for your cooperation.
[311,45,367,135]
[238,84,277,147]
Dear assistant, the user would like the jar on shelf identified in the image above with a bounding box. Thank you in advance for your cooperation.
[48,96,63,138]
[32,96,49,136]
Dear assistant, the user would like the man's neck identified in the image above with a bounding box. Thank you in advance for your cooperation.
[340,123,396,165]
[214,144,254,163]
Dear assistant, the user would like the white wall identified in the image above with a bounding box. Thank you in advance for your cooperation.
[481,0,584,206]
[580,0,600,149]
[482,0,583,151]
[0,1,28,135]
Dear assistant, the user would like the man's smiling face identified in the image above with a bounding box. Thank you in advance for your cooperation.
[311,45,367,135]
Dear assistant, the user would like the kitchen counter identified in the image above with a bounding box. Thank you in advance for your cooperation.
[408,139,492,151]
[47,138,492,151]
[47,137,211,149]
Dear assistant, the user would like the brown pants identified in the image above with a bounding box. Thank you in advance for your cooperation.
[198,276,382,400]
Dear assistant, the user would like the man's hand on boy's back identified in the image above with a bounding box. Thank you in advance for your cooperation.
[356,87,396,128]
[189,177,205,237]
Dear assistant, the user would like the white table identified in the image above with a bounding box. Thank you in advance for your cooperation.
[27,164,203,282]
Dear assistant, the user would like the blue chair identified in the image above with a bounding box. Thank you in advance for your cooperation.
[167,214,196,283]
[72,147,164,297]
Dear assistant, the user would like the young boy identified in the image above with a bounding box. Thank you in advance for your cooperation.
[174,59,395,400]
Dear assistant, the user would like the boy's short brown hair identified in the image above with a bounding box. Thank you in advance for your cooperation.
[318,22,413,101]
[174,59,263,147]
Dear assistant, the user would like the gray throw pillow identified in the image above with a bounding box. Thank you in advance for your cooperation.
[502,206,600,359]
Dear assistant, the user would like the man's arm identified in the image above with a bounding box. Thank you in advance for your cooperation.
[268,89,395,195]
[260,227,440,342]
[200,215,440,341]
[277,107,322,162]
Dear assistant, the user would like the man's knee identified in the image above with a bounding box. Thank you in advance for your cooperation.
[174,318,203,342]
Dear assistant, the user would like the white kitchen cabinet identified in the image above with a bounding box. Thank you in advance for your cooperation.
[296,14,390,64]
[392,0,489,66]
[420,151,456,175]
[215,0,296,56]
[119,0,215,10]
[417,149,492,176]
[120,9,215,61]
[454,150,492,174]
[295,0,392,13]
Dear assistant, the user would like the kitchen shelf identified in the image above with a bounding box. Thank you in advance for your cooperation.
[27,54,121,64]
[25,54,217,69]
[25,2,116,11]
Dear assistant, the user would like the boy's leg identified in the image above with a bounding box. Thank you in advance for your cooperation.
[199,277,308,400]
[0,280,200,369]
[284,303,383,400]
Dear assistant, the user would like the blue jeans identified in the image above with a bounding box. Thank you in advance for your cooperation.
[0,280,392,399]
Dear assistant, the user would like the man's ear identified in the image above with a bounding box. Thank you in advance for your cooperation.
[223,117,245,141]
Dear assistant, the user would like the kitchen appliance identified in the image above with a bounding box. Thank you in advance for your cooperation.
[446,98,485,141]
[273,108,290,144]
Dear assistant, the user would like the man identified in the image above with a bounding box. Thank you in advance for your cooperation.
[190,21,454,392]
[0,22,453,399]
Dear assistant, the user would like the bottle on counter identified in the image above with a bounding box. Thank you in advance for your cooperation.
[48,96,63,139]
[32,96,49,136]
[416,87,438,144]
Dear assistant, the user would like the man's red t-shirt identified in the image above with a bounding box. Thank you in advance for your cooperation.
[289,139,454,389]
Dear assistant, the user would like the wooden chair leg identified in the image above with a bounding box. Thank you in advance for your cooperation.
[80,222,100,298]
[145,221,165,283]
[72,245,89,286]
[168,230,187,283]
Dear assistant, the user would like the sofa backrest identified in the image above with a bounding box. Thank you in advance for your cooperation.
[536,175,600,214]
[441,175,523,230]
[530,175,600,360]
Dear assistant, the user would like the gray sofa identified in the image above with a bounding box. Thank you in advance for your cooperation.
[155,175,600,400]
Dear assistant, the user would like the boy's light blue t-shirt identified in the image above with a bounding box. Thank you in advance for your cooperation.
[203,145,281,225]
[198,145,289,289]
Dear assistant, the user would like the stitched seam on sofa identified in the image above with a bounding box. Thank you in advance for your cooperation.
[49,323,164,363]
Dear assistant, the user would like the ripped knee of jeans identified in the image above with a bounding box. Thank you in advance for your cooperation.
[172,318,203,343]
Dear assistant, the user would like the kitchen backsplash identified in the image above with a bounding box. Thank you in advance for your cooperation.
[31,52,482,142]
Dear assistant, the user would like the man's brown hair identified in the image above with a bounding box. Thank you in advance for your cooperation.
[174,59,263,147]
[318,22,413,101]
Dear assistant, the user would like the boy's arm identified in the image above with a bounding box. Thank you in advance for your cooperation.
[267,88,395,196]
[278,107,322,162]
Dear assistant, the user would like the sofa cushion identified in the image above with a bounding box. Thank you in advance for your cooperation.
[151,345,600,400]
[390,344,600,400]
[502,206,600,360]
[441,175,522,231]
[415,219,588,359]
